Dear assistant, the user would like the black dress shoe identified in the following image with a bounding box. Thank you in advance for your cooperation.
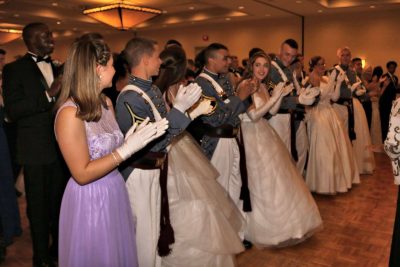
[243,239,253,250]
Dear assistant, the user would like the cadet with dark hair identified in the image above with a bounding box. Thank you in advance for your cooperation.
[116,37,201,267]
[194,42,254,228]
[268,39,318,175]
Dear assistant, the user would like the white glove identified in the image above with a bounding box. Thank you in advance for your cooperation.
[355,88,366,96]
[270,82,285,101]
[283,83,294,96]
[350,81,362,92]
[115,118,169,160]
[299,88,319,105]
[327,70,337,89]
[188,99,214,119]
[173,83,202,113]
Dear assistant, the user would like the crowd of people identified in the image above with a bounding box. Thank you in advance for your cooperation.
[0,22,399,267]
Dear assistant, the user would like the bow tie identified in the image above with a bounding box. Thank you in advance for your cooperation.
[36,56,52,63]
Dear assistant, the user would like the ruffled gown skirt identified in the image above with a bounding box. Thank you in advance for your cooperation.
[59,170,138,267]
[162,133,244,267]
[241,119,322,247]
[306,103,360,194]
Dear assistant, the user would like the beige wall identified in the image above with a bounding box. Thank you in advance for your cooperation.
[1,8,399,73]
[305,9,400,70]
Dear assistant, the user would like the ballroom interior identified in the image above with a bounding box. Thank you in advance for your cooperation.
[1,0,400,266]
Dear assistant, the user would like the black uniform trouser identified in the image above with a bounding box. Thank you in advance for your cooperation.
[24,160,67,265]
[3,121,21,182]
[390,187,400,267]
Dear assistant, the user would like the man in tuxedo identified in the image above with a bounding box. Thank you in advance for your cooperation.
[380,61,399,140]
[2,22,67,267]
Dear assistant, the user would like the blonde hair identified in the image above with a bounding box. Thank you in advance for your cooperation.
[336,46,351,58]
[56,37,111,122]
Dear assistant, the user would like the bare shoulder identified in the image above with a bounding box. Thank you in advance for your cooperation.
[104,96,115,113]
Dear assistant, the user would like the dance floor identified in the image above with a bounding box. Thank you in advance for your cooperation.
[2,153,397,267]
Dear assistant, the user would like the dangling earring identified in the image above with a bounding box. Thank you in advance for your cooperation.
[99,75,102,80]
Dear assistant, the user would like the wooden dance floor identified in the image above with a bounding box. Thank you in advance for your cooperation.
[2,153,397,267]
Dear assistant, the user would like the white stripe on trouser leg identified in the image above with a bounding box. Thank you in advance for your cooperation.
[211,138,245,239]
[296,121,308,175]
[126,168,162,267]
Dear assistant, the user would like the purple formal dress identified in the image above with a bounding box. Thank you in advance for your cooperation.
[58,101,138,267]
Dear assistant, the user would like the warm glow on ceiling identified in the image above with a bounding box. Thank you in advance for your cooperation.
[83,2,162,30]
[191,13,210,21]
[0,28,22,44]
[317,0,400,8]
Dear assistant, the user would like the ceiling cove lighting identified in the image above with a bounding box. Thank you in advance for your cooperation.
[0,28,22,44]
[83,1,162,30]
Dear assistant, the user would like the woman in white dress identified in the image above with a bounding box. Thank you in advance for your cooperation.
[365,66,391,146]
[154,46,245,267]
[352,73,375,174]
[237,51,322,248]
[305,56,360,194]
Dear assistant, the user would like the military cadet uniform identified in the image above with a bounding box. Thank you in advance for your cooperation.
[330,64,357,140]
[268,57,309,175]
[116,75,191,267]
[331,64,375,174]
[194,68,252,217]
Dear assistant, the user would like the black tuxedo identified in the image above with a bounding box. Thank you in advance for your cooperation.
[2,53,68,266]
[380,72,398,140]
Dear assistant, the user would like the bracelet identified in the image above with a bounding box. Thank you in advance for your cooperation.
[111,151,120,166]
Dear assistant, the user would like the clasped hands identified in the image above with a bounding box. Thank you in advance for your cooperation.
[116,117,169,161]
[174,82,214,119]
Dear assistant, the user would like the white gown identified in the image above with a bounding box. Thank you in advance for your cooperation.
[162,133,245,267]
[306,80,360,194]
[352,97,375,174]
[371,96,383,145]
[240,89,322,248]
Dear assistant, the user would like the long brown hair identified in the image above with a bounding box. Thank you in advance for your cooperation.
[241,51,271,84]
[55,37,111,122]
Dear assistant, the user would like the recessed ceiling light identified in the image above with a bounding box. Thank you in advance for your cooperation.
[188,6,195,10]
[317,9,323,13]
[238,6,244,10]
[369,5,375,8]
[13,14,20,17]
[56,21,61,25]
[225,17,231,21]
[52,2,58,6]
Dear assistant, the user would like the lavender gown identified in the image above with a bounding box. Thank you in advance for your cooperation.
[57,101,138,267]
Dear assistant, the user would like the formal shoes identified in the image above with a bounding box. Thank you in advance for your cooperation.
[243,239,253,250]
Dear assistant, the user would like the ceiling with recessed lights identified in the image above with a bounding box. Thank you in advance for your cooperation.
[0,0,399,39]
